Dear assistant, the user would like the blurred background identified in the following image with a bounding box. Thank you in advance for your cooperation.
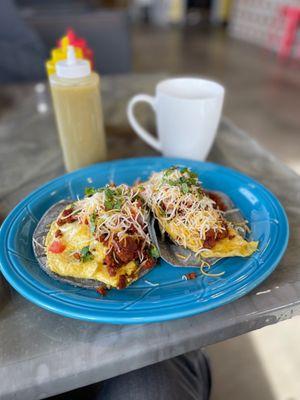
[1,0,299,174]
[1,0,300,398]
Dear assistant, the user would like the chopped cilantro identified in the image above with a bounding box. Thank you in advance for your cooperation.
[85,187,106,197]
[166,179,178,186]
[114,187,123,196]
[104,199,113,210]
[197,188,203,198]
[80,246,94,262]
[180,167,189,174]
[150,245,160,259]
[163,166,199,194]
[104,187,123,210]
[189,171,198,179]
[164,166,176,176]
[114,198,122,210]
[104,187,115,198]
[85,187,96,197]
[90,212,97,234]
[133,193,142,202]
[181,182,189,194]
[180,167,197,179]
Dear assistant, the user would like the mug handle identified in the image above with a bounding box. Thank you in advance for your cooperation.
[127,94,162,152]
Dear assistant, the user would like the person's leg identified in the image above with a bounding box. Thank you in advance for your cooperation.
[47,349,211,400]
[98,349,211,400]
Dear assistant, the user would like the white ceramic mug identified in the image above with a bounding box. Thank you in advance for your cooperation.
[127,77,225,160]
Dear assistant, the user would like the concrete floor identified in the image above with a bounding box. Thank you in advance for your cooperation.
[132,25,300,400]
[207,318,300,400]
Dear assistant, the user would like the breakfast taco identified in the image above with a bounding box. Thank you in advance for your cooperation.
[35,184,158,290]
[140,166,258,259]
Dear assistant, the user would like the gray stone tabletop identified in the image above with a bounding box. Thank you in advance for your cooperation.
[0,74,299,400]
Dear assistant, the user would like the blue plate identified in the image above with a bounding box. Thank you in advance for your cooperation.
[0,157,289,324]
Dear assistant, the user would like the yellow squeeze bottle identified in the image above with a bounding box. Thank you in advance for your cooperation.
[46,47,83,76]
[49,46,106,171]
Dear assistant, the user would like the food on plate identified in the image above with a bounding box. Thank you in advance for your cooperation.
[39,165,258,291]
[140,166,258,259]
[45,184,158,289]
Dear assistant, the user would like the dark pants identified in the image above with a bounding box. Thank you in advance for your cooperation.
[50,349,211,400]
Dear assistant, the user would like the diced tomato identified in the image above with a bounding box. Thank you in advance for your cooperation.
[96,286,107,296]
[54,229,63,238]
[204,191,227,212]
[185,272,197,280]
[117,275,127,289]
[142,257,156,270]
[49,240,66,254]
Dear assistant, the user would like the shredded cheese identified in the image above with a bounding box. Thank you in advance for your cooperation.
[141,167,230,252]
[58,184,152,263]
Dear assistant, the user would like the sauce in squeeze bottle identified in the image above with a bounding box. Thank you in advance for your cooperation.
[49,46,106,172]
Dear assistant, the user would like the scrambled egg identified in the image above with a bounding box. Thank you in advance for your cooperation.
[200,228,258,258]
[164,223,258,259]
[45,221,137,288]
